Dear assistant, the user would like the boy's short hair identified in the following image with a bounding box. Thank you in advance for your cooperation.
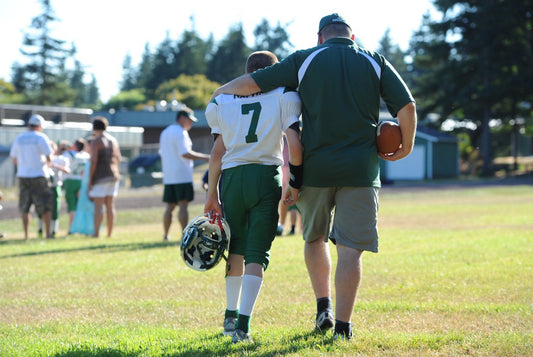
[246,51,278,74]
[74,138,86,152]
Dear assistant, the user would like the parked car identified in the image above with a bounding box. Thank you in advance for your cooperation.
[128,154,162,187]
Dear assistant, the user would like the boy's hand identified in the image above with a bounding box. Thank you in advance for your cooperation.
[204,196,222,216]
[284,187,299,206]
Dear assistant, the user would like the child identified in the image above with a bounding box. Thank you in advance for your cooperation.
[204,51,303,343]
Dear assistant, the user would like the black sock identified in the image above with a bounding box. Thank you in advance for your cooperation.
[335,319,352,336]
[317,297,332,312]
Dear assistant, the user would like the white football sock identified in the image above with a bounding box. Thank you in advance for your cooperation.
[225,275,242,311]
[239,274,263,316]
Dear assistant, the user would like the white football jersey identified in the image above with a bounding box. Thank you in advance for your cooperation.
[205,87,301,170]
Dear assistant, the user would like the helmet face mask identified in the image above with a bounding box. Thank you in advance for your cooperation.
[181,215,230,271]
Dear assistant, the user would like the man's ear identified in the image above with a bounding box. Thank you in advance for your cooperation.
[317,33,324,45]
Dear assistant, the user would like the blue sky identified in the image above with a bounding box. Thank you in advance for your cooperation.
[0,0,437,101]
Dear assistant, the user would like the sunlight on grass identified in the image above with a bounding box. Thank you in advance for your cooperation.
[0,185,532,356]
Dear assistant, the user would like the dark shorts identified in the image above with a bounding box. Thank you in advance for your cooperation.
[221,164,281,270]
[18,177,53,215]
[163,183,194,203]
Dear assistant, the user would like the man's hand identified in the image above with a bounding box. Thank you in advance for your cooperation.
[378,145,411,161]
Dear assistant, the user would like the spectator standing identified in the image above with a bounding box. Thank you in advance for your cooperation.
[210,13,417,340]
[88,117,121,238]
[63,138,90,233]
[159,109,210,241]
[9,114,54,239]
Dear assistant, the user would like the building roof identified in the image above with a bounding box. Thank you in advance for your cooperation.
[416,125,457,143]
[93,109,209,128]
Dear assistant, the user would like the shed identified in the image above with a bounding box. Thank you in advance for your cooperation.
[380,124,459,181]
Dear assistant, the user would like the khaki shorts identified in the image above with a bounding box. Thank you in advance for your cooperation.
[297,186,379,253]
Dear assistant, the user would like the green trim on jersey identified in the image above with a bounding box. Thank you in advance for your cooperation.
[251,37,414,188]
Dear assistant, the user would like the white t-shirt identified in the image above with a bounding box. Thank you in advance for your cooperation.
[9,130,53,178]
[205,87,301,170]
[159,123,194,184]
[50,154,70,187]
[63,150,90,180]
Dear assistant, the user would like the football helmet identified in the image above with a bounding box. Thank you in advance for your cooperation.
[180,213,231,271]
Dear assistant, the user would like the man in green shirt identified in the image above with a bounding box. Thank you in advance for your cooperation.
[211,13,417,340]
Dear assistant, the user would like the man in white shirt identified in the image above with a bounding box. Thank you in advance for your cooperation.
[159,109,210,241]
[9,114,54,239]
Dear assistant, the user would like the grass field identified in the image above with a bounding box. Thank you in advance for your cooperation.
[0,185,532,356]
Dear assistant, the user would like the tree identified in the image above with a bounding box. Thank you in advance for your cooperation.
[175,29,210,76]
[104,89,146,111]
[146,33,180,98]
[207,24,251,84]
[155,74,220,109]
[0,78,24,104]
[409,1,533,176]
[17,0,76,105]
[86,75,100,107]
[120,53,137,91]
[377,28,408,80]
[136,43,154,90]
[253,19,293,60]
[70,59,87,107]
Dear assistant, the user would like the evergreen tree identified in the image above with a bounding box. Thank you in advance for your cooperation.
[253,19,293,60]
[377,28,408,80]
[10,63,26,94]
[136,43,154,90]
[146,33,180,98]
[207,24,251,84]
[409,1,533,175]
[70,59,87,107]
[86,74,100,107]
[18,0,75,105]
[176,29,209,76]
[121,53,137,91]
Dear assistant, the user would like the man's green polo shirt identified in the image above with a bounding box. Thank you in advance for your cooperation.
[251,37,414,188]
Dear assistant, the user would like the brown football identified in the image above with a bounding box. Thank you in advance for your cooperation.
[376,121,402,155]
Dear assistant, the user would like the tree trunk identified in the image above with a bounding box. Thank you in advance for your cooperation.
[481,105,492,176]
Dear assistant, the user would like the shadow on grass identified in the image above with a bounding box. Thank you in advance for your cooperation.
[52,349,138,357]
[165,330,334,357]
[0,239,179,259]
[50,331,334,357]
